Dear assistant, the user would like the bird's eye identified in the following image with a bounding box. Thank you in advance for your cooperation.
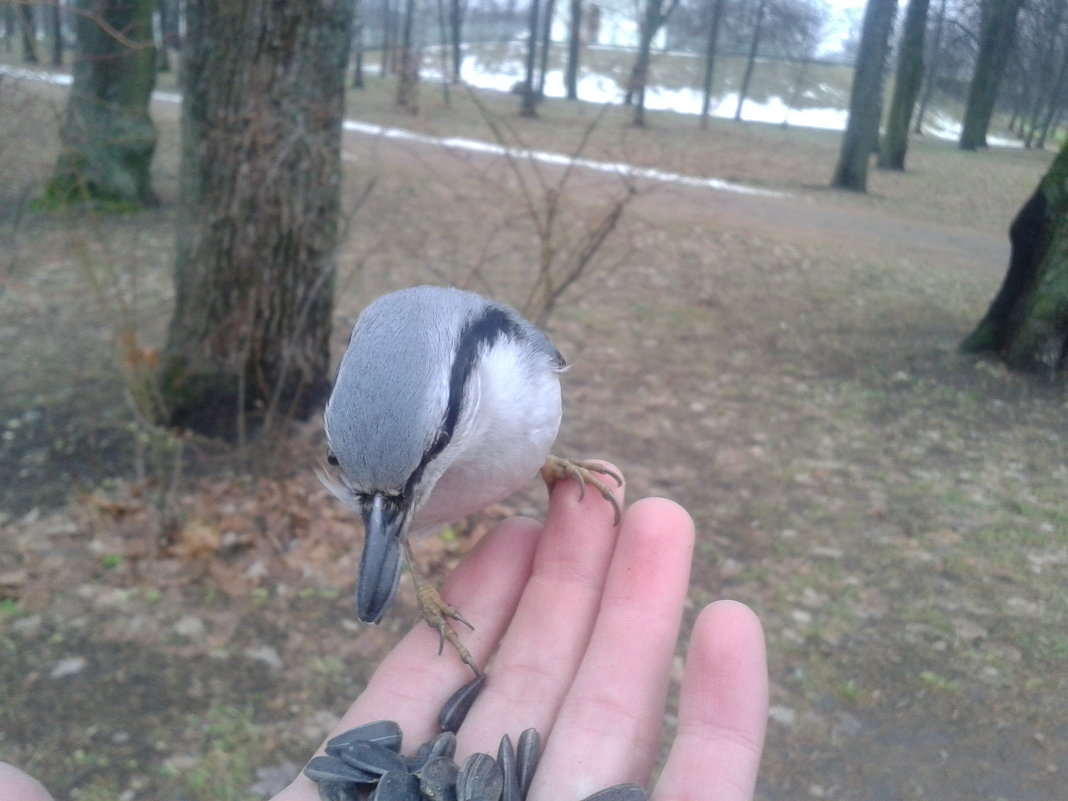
[326,452,339,467]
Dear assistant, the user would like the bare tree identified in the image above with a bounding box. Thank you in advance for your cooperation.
[162,0,352,439]
[49,0,63,66]
[353,0,366,88]
[520,0,541,116]
[878,0,930,169]
[735,0,770,120]
[469,95,639,326]
[536,0,557,98]
[699,0,726,129]
[625,0,681,127]
[396,0,420,111]
[46,0,158,208]
[17,0,38,63]
[959,0,1024,150]
[830,0,896,192]
[565,0,581,100]
[448,0,464,82]
[913,0,948,134]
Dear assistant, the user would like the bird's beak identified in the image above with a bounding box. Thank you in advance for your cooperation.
[356,493,407,624]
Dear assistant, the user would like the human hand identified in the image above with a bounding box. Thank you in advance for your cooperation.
[274,465,767,801]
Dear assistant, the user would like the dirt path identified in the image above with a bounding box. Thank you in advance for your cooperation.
[332,115,1011,274]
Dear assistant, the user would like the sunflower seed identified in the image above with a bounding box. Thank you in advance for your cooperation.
[438,672,488,733]
[340,739,408,775]
[317,780,361,801]
[497,734,521,801]
[427,731,458,760]
[374,769,421,801]
[456,752,503,801]
[419,754,459,801]
[304,755,377,785]
[578,783,648,801]
[515,728,540,798]
[326,719,403,756]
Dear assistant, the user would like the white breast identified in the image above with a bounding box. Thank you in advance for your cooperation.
[410,337,562,532]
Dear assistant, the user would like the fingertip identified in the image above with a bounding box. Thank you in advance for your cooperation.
[623,498,695,546]
[692,600,768,676]
[655,601,767,801]
[0,763,54,801]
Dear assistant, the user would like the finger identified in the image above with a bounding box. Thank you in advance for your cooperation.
[528,498,695,801]
[0,763,55,801]
[653,601,768,801]
[272,516,543,801]
[456,461,627,757]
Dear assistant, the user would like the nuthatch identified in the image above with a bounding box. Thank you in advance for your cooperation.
[322,286,620,673]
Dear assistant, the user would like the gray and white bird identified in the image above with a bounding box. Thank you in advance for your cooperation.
[322,286,620,673]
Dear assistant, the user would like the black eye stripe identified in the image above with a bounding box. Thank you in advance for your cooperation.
[404,306,522,496]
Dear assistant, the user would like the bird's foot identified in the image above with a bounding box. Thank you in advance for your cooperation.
[541,455,623,525]
[415,577,480,676]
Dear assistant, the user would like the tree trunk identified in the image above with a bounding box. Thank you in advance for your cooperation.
[913,0,946,134]
[162,0,352,438]
[959,0,1024,151]
[1035,52,1068,150]
[627,0,679,127]
[46,0,158,208]
[734,0,768,122]
[536,0,557,98]
[520,0,540,116]
[381,0,394,77]
[878,0,929,169]
[353,0,366,88]
[830,0,896,192]
[18,0,37,63]
[449,0,463,82]
[396,0,420,111]
[565,0,581,100]
[962,138,1068,373]
[435,0,451,101]
[699,0,726,129]
[50,0,63,67]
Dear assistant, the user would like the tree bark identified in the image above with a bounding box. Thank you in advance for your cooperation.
[627,0,679,127]
[449,0,463,82]
[878,0,929,169]
[520,0,540,116]
[396,0,420,111]
[565,0,581,100]
[18,0,37,63]
[830,0,896,192]
[913,0,946,134]
[49,0,63,67]
[734,0,768,122]
[962,138,1068,374]
[536,0,557,98]
[47,0,158,208]
[353,0,366,88]
[162,0,352,438]
[959,0,1024,151]
[699,0,726,129]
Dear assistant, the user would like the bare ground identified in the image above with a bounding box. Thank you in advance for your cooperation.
[1,74,1066,801]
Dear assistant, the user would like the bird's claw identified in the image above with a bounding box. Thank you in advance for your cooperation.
[542,455,624,525]
[414,577,481,676]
